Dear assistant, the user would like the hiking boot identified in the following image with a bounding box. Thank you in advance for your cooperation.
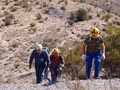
[93,76,101,79]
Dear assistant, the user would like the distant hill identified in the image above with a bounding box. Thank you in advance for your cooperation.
[86,0,120,16]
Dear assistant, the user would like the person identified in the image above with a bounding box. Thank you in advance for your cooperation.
[29,44,50,84]
[81,27,105,79]
[49,48,64,83]
[42,46,51,82]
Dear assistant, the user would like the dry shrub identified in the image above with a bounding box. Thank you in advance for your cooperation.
[103,26,120,78]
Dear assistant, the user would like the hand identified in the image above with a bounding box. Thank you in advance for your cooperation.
[59,67,62,71]
[57,67,62,72]
[45,67,49,72]
[102,53,105,60]
[29,65,31,69]
[81,54,86,60]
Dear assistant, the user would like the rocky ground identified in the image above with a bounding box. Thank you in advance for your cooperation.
[0,79,120,90]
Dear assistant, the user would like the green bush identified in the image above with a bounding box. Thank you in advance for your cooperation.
[65,45,82,64]
[69,8,88,22]
[62,45,86,80]
[103,26,120,75]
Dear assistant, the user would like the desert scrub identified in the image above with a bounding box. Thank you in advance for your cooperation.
[9,6,18,12]
[66,80,85,90]
[62,44,86,80]
[103,26,120,77]
[4,0,9,5]
[64,0,68,5]
[102,13,112,22]
[80,0,86,3]
[60,6,66,10]
[14,63,20,69]
[30,22,37,33]
[42,2,48,7]
[67,20,75,26]
[36,13,42,20]
[69,8,89,22]
[65,44,82,64]
[30,22,36,27]
[21,0,30,8]
[3,14,15,26]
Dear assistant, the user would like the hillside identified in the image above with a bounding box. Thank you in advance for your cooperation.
[0,0,120,89]
[86,0,120,16]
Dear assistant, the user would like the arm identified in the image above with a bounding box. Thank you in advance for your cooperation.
[82,43,87,55]
[60,56,64,68]
[100,43,105,60]
[29,50,35,69]
[100,43,105,54]
[44,51,50,68]
[81,42,87,60]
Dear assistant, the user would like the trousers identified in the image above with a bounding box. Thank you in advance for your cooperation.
[86,50,101,78]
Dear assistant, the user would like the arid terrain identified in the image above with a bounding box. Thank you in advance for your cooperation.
[0,0,120,90]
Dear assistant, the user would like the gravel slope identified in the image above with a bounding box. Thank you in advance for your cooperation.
[0,79,120,90]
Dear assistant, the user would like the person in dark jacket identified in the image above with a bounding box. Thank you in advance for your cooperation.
[29,44,50,84]
[50,48,64,83]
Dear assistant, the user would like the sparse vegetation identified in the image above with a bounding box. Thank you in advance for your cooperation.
[102,13,112,22]
[103,26,120,77]
[4,0,9,5]
[60,44,86,80]
[64,44,82,64]
[87,7,92,12]
[31,27,37,33]
[67,20,74,26]
[9,6,18,12]
[60,6,66,10]
[3,14,15,26]
[69,8,89,22]
[49,0,52,2]
[21,0,30,8]
[64,0,68,5]
[30,22,36,27]
[43,2,48,7]
[36,13,42,20]
[80,0,86,3]
[14,63,19,69]
[30,22,37,33]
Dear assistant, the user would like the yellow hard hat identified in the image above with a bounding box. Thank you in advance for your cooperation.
[90,27,100,35]
[53,48,60,54]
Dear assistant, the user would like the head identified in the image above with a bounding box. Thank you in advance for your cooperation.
[35,44,43,54]
[90,27,100,38]
[53,48,60,56]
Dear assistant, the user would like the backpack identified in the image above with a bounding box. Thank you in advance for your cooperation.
[86,34,102,42]
[43,47,50,54]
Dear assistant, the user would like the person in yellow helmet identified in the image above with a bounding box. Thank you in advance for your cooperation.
[49,48,64,83]
[81,27,105,79]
